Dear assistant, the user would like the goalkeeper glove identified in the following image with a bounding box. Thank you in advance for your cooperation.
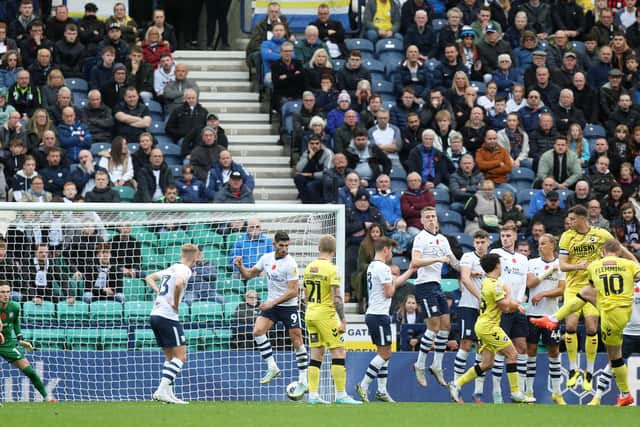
[19,340,34,352]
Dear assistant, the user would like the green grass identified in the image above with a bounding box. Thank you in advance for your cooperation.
[2,401,640,427]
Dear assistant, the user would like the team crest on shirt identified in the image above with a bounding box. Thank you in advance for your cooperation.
[589,237,596,242]
[310,267,318,273]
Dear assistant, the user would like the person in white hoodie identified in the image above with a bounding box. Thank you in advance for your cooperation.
[153,53,175,96]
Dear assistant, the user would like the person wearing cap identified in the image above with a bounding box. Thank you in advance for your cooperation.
[587,45,612,88]
[213,170,255,204]
[492,54,519,97]
[362,0,402,44]
[523,49,547,89]
[471,5,503,44]
[180,113,228,159]
[477,23,513,75]
[403,10,436,60]
[78,2,105,57]
[536,136,581,197]
[0,86,17,127]
[531,189,568,236]
[105,2,138,45]
[326,90,353,135]
[294,134,333,203]
[517,0,553,40]
[54,23,84,78]
[100,62,128,110]
[95,20,130,65]
[458,25,481,75]
[599,67,628,123]
[82,90,115,143]
[551,51,580,89]
[165,88,208,144]
[45,4,70,43]
[163,63,200,115]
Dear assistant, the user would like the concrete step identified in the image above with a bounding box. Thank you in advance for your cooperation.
[199,81,252,92]
[236,156,289,166]
[201,102,261,113]
[229,145,284,156]
[246,166,294,178]
[256,199,300,205]
[253,188,298,201]
[199,92,259,102]
[217,113,270,123]
[227,134,279,144]
[174,50,246,60]
[178,59,248,72]
[223,124,274,135]
[189,71,249,81]
[252,178,295,187]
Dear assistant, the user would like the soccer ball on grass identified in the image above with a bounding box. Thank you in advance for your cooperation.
[286,381,305,401]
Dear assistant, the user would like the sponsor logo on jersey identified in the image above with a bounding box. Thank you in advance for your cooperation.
[573,243,596,257]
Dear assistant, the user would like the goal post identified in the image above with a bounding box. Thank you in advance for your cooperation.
[0,203,344,402]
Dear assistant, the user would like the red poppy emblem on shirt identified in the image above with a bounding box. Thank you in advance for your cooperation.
[0,313,5,319]
[544,265,549,270]
[512,258,517,263]
[635,286,640,293]
[272,264,277,270]
[436,239,439,245]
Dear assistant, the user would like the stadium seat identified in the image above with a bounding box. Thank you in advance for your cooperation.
[158,229,190,247]
[378,51,403,71]
[471,81,486,96]
[495,183,517,195]
[380,95,396,110]
[247,276,268,292]
[66,78,89,92]
[538,40,550,50]
[425,58,441,72]
[430,188,450,204]
[225,232,245,251]
[124,301,154,323]
[391,255,410,272]
[113,186,135,202]
[488,233,500,245]
[191,301,224,322]
[90,301,123,322]
[333,59,345,71]
[375,39,403,55]
[441,278,459,293]
[558,189,574,201]
[73,91,88,108]
[135,229,158,247]
[158,142,181,157]
[144,99,163,116]
[57,301,90,322]
[517,188,536,204]
[281,100,302,134]
[128,142,140,154]
[22,301,56,322]
[91,142,111,155]
[390,177,406,193]
[134,328,156,350]
[102,329,129,350]
[584,124,606,139]
[213,328,233,350]
[191,230,224,247]
[31,328,66,350]
[508,167,535,183]
[201,246,225,266]
[438,210,464,227]
[186,328,215,350]
[569,40,585,55]
[164,245,183,263]
[455,233,474,252]
[66,328,101,350]
[371,73,390,88]
[432,19,447,32]
[373,80,394,95]
[363,58,385,76]
[441,223,463,235]
[170,165,182,178]
[149,119,166,135]
[82,56,98,81]
[218,278,244,295]
[224,301,240,322]
[179,303,190,323]
[345,38,374,54]
[123,277,149,301]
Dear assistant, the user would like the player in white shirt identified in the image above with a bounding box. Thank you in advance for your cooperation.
[589,280,640,405]
[489,223,529,403]
[412,207,460,387]
[454,230,490,403]
[233,231,307,393]
[525,234,566,404]
[355,237,415,403]
[146,243,199,404]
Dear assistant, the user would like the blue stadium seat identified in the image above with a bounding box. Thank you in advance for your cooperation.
[584,124,606,139]
[471,81,486,96]
[373,80,394,95]
[91,142,111,156]
[144,99,163,116]
[333,59,345,71]
[363,58,385,75]
[378,51,403,71]
[82,56,97,81]
[281,100,302,134]
[488,233,500,245]
[73,92,88,108]
[385,62,400,79]
[390,177,406,193]
[371,73,389,87]
[432,19,447,32]
[158,142,181,157]
[454,233,474,249]
[391,255,410,272]
[517,188,536,204]
[495,183,517,195]
[441,223,463,235]
[66,78,89,93]
[128,142,139,153]
[149,120,165,135]
[380,95,396,110]
[569,40,585,55]
[537,40,550,50]
[438,210,464,227]
[375,39,403,56]
[430,188,450,204]
[170,165,182,177]
[345,38,374,54]
[425,58,441,72]
[558,189,574,201]
[509,167,535,182]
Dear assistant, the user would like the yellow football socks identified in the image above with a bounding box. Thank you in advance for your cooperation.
[308,359,321,393]
[331,359,346,392]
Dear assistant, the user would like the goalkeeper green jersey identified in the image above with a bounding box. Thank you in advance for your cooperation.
[0,301,21,346]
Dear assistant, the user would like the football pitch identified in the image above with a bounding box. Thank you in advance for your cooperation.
[2,401,640,427]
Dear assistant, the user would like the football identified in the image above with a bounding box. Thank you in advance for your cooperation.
[286,381,305,401]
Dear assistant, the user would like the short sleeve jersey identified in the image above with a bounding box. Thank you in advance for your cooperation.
[255,252,299,307]
[150,263,193,321]
[490,248,528,303]
[366,260,393,315]
[623,282,640,336]
[413,230,454,285]
[587,256,640,312]
[477,277,506,329]
[526,257,565,316]
[459,251,484,309]
[559,227,613,291]
[0,301,21,346]
[304,258,340,320]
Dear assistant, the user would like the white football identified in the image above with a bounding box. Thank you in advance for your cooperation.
[286,381,305,401]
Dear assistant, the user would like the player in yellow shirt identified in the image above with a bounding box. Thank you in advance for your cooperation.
[302,235,361,405]
[532,239,640,407]
[557,205,635,390]
[448,253,535,404]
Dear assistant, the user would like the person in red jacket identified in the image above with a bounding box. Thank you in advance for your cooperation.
[400,172,436,237]
[141,26,171,69]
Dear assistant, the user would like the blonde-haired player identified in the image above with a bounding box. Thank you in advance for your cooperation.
[146,243,199,404]
[303,235,361,405]
[532,239,640,406]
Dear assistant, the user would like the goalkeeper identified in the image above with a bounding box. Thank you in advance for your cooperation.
[0,282,54,402]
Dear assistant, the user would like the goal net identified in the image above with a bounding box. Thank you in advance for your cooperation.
[0,203,344,402]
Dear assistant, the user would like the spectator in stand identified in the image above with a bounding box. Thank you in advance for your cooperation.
[113,86,151,142]
[449,153,483,204]
[39,147,68,197]
[213,171,255,204]
[5,138,27,178]
[363,0,402,43]
[475,129,512,185]
[135,148,174,202]
[390,87,421,130]
[370,174,403,232]
[338,172,365,208]
[153,53,175,97]
[270,41,305,110]
[528,176,562,218]
[97,136,134,187]
[587,45,612,88]
[190,126,224,182]
[477,24,513,76]
[245,1,291,72]
[327,91,353,136]
[39,66,64,110]
[96,22,130,65]
[158,184,180,203]
[165,88,208,144]
[163,63,200,115]
[90,45,116,90]
[605,92,638,136]
[45,4,70,43]
[144,8,177,52]
[626,8,640,50]
[78,2,105,57]
[471,5,503,44]
[529,111,558,168]
[433,44,466,91]
[228,219,272,274]
[203,150,254,200]
[588,198,611,229]
[517,0,553,40]
[602,183,627,221]
[84,169,120,203]
[100,63,128,110]
[21,243,68,303]
[590,7,619,47]
[141,26,171,70]
[547,31,585,73]
[53,23,84,78]
[234,290,261,349]
[400,112,424,170]
[1,110,26,148]
[181,113,228,159]
[304,48,334,92]
[259,21,287,85]
[294,25,326,66]
[82,90,114,143]
[81,242,123,304]
[333,109,360,153]
[175,165,205,203]
[407,128,453,189]
[551,88,585,135]
[0,50,21,90]
[497,112,529,169]
[311,3,348,59]
[105,2,137,45]
[530,66,560,108]
[18,20,52,69]
[132,132,153,178]
[292,92,322,151]
[553,0,585,39]
[531,190,568,236]
[48,87,81,127]
[369,108,404,174]
[322,153,353,203]
[110,223,142,278]
[599,68,628,124]
[57,106,91,163]
[461,106,487,155]
[293,134,333,203]
[566,179,594,208]
[505,13,531,51]
[21,174,50,202]
[400,0,433,35]
[400,172,436,236]
[404,10,436,60]
[125,46,154,102]
[463,178,504,234]
[551,51,581,91]
[9,0,37,44]
[345,128,391,188]
[436,7,463,57]
[395,45,430,100]
[587,155,617,200]
[9,154,37,201]
[336,50,371,92]
[69,150,97,195]
[588,137,622,177]
[8,69,41,118]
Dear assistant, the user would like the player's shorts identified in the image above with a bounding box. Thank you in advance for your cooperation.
[600,307,632,347]
[365,314,392,347]
[622,334,640,359]
[259,305,301,330]
[527,316,561,346]
[458,307,479,341]
[415,282,449,318]
[0,344,25,363]
[475,323,512,354]
[564,286,599,318]
[306,316,344,349]
[500,311,528,339]
[150,315,186,348]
